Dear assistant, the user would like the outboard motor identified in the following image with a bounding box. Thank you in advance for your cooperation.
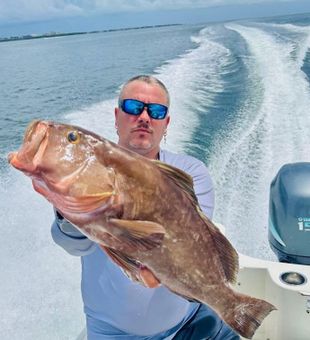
[269,162,310,265]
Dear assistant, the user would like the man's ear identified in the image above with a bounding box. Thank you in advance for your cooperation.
[115,107,119,128]
[166,115,171,127]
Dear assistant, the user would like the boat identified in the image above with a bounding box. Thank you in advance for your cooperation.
[236,253,310,339]
[235,162,310,339]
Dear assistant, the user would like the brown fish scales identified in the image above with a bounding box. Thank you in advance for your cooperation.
[8,120,276,338]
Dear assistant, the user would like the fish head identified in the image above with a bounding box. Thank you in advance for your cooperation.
[8,120,118,214]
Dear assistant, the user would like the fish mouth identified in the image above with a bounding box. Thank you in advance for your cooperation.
[8,120,49,174]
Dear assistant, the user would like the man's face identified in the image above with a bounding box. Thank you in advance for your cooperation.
[115,80,170,159]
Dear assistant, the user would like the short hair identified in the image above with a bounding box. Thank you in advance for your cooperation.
[118,75,170,107]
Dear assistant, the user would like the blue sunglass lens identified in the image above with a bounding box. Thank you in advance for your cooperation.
[121,99,168,120]
[148,104,167,119]
[122,100,144,115]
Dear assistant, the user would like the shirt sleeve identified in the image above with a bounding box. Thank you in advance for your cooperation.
[161,149,215,220]
[186,159,215,220]
[51,209,97,256]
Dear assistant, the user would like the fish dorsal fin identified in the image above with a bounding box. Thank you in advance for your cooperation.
[198,210,239,283]
[153,160,198,205]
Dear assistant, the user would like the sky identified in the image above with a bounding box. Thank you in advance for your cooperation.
[0,0,310,37]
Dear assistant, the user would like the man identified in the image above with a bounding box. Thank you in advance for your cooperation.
[51,75,239,339]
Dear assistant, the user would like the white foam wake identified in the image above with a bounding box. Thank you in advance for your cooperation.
[156,26,232,154]
[0,171,84,339]
[209,23,310,259]
[260,22,310,67]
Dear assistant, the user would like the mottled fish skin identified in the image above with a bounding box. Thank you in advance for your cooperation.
[8,120,276,339]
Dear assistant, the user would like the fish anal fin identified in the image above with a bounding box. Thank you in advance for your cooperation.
[107,218,165,253]
[199,210,239,283]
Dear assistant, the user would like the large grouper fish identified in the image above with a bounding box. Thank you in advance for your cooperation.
[8,120,275,338]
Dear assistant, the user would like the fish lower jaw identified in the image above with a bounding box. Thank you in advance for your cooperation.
[9,153,37,173]
[7,151,16,164]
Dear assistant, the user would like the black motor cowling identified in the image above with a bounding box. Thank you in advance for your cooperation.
[269,162,310,265]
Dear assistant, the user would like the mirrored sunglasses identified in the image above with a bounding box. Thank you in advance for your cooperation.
[119,99,168,120]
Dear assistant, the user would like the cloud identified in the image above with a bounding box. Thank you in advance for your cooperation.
[79,0,295,13]
[0,0,82,23]
[0,0,299,24]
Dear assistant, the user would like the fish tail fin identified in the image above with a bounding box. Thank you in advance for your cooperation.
[225,293,276,339]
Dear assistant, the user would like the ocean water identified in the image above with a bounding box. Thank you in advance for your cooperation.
[1,13,310,339]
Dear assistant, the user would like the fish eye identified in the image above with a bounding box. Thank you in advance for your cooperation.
[67,130,80,144]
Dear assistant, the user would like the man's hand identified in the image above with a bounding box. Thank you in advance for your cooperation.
[139,266,161,288]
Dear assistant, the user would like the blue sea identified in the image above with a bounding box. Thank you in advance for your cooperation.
[1,12,310,339]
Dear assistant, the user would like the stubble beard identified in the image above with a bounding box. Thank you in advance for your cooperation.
[129,137,153,154]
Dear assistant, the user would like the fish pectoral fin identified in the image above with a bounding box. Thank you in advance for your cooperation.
[107,218,166,252]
